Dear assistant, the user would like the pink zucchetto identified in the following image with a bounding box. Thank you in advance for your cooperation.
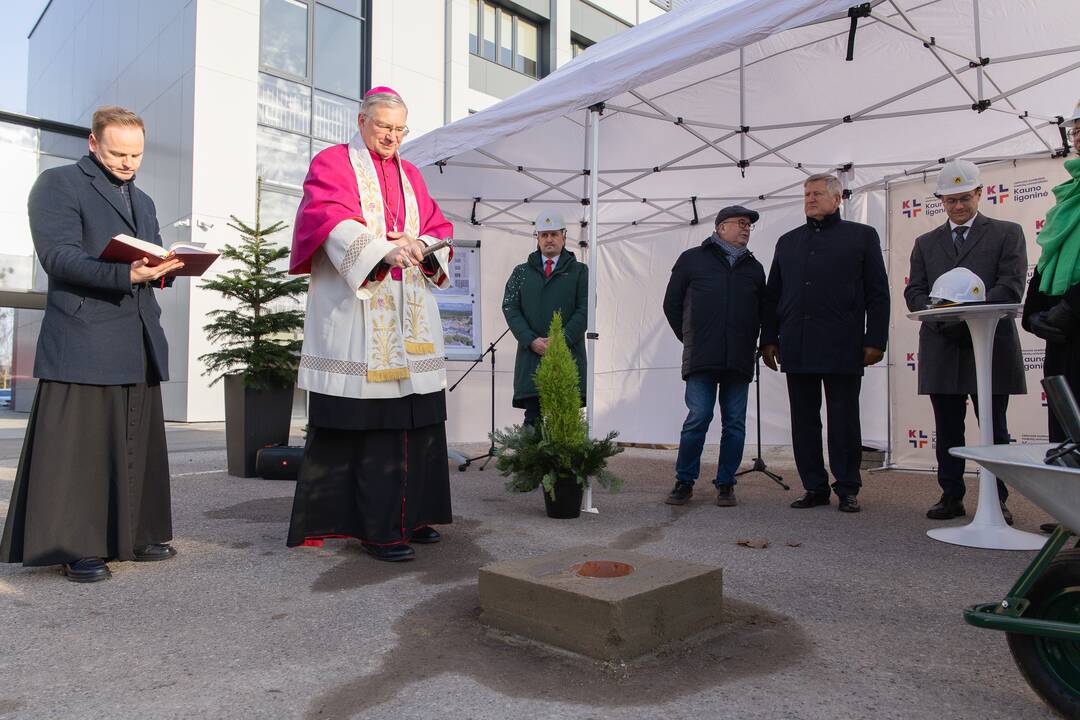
[365,86,400,97]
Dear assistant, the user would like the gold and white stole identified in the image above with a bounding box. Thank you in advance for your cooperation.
[349,143,436,382]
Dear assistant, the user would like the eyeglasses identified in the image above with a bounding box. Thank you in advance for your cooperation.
[941,193,979,206]
[1068,127,1079,140]
[372,120,410,137]
[720,220,754,230]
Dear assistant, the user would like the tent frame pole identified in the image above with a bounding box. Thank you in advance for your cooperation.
[583,105,602,514]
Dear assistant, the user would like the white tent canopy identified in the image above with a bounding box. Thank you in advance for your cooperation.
[403,0,1080,462]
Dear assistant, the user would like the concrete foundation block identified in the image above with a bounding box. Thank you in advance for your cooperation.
[478,546,723,660]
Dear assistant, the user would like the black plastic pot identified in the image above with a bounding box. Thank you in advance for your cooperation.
[223,375,294,477]
[543,476,583,519]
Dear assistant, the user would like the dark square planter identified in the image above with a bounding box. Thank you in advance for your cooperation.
[223,374,294,477]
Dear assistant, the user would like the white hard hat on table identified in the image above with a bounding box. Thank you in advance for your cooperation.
[534,209,566,232]
[929,267,986,306]
[935,159,981,196]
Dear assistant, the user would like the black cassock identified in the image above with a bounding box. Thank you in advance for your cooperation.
[0,343,172,566]
[286,390,452,547]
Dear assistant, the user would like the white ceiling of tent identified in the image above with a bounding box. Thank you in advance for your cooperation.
[402,0,1080,242]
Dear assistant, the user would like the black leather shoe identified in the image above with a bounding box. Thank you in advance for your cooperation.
[790,491,830,509]
[133,543,177,562]
[665,482,693,505]
[926,495,965,520]
[362,543,416,562]
[715,485,737,507]
[62,558,111,583]
[1000,502,1014,527]
[838,495,861,513]
[411,526,441,544]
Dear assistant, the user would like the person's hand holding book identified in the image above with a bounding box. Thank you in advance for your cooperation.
[130,255,184,284]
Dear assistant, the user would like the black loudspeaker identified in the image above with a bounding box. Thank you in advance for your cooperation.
[255,445,305,480]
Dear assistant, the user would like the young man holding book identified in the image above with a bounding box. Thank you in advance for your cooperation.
[0,106,183,582]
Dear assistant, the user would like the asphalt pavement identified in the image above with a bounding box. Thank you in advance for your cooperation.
[0,416,1060,720]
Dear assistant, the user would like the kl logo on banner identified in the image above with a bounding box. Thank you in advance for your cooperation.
[908,429,930,449]
[1036,218,1045,236]
[986,184,1010,205]
[906,352,916,371]
[902,199,922,218]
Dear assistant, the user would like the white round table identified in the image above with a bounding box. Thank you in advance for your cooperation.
[907,303,1045,550]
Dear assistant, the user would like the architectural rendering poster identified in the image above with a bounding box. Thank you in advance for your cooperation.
[435,241,482,360]
[887,156,1069,469]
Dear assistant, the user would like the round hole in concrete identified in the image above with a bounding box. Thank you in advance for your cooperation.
[575,560,634,578]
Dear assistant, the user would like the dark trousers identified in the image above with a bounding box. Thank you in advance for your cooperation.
[786,373,863,497]
[929,393,1009,501]
[522,396,541,427]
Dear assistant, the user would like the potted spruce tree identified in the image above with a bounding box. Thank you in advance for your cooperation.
[200,183,308,477]
[492,312,622,518]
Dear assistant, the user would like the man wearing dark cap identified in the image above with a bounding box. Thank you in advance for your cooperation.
[662,206,773,506]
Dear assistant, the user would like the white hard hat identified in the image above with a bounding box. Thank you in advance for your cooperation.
[534,209,566,232]
[1069,98,1080,124]
[935,159,981,196]
[929,267,986,306]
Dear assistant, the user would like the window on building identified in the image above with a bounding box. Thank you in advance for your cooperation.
[515,17,538,75]
[571,38,592,58]
[258,0,370,228]
[469,0,541,79]
[261,0,309,77]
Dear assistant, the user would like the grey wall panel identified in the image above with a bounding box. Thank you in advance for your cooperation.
[468,54,536,100]
[570,0,629,44]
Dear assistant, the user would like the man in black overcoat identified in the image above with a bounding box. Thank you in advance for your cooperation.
[904,160,1026,523]
[761,174,890,513]
[0,106,183,582]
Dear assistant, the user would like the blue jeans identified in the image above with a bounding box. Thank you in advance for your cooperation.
[675,373,750,488]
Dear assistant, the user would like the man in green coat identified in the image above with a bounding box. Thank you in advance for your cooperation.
[502,209,589,425]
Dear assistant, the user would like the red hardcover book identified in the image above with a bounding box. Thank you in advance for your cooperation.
[99,234,220,277]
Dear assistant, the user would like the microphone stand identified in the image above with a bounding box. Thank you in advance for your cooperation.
[734,350,790,490]
[450,327,511,471]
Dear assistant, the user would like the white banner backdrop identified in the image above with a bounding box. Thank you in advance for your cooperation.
[887,157,1070,470]
[435,191,888,449]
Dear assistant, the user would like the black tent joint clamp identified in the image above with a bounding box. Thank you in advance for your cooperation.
[737,159,750,178]
[972,100,991,113]
[690,196,699,226]
[846,3,872,62]
[586,332,599,340]
[470,197,480,226]
[1056,116,1070,154]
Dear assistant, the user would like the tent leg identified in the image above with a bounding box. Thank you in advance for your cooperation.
[583,105,601,515]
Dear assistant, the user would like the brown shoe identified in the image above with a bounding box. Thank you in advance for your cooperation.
[715,485,737,507]
[665,482,693,505]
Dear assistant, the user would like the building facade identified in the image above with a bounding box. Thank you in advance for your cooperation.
[17,0,663,421]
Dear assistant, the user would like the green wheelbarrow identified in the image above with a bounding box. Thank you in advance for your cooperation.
[952,443,1080,718]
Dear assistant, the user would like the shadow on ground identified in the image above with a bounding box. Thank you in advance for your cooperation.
[205,496,294,524]
[310,517,495,591]
[305,586,811,719]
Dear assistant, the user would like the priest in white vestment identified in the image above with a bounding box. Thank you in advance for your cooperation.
[286,87,454,562]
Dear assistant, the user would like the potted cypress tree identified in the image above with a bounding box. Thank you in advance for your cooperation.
[200,182,308,477]
[492,312,622,518]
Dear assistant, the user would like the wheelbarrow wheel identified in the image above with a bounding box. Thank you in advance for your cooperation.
[1006,549,1080,719]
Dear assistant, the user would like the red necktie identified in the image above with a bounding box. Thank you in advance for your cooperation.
[544,258,553,278]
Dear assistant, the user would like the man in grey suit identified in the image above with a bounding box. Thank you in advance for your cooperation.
[903,159,1027,523]
[0,106,184,582]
